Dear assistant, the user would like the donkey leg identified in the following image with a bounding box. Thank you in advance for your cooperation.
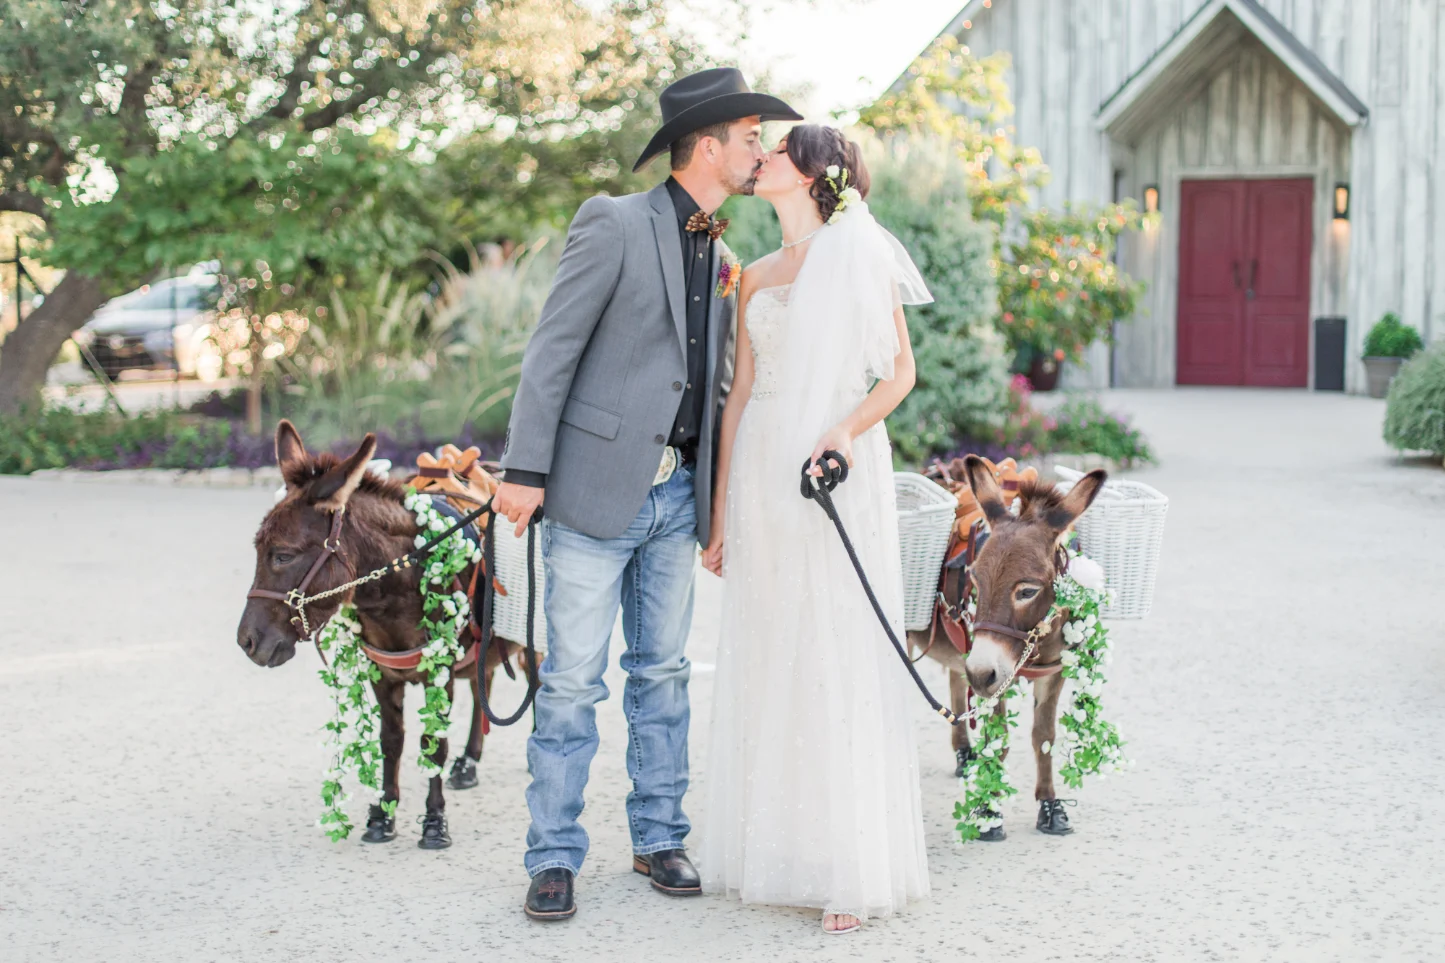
[363,678,404,843]
[418,678,454,850]
[950,669,975,777]
[446,660,485,790]
[1031,673,1073,836]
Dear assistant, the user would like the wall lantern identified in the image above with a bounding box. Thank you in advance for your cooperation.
[1143,184,1160,214]
[1333,183,1350,220]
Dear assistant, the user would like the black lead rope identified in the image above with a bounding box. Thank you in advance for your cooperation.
[800,451,961,726]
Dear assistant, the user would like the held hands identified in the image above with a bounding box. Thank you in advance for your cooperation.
[493,481,545,537]
[808,424,855,478]
[701,504,725,576]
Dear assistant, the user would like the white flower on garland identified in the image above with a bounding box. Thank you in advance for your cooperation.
[1068,554,1107,592]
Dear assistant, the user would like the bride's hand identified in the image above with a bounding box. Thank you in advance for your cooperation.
[808,425,854,477]
[701,530,724,577]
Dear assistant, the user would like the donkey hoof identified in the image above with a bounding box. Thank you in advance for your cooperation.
[446,755,479,790]
[954,747,975,778]
[974,809,1006,842]
[362,804,397,843]
[418,812,452,850]
[1036,798,1075,836]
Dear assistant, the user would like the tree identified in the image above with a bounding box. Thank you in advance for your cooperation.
[862,37,1148,375]
[0,0,706,414]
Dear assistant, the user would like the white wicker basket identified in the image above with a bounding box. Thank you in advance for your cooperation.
[1053,465,1168,620]
[490,520,548,647]
[895,472,959,631]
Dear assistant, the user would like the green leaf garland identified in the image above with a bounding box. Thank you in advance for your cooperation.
[314,488,481,840]
[953,543,1129,842]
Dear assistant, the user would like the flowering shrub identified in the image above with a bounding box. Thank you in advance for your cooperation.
[1045,396,1153,466]
[997,205,1147,368]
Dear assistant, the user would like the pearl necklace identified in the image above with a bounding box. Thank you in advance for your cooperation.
[780,225,823,250]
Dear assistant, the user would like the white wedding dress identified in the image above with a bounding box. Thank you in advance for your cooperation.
[699,203,932,920]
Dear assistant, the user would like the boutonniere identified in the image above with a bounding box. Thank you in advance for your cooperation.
[715,251,742,299]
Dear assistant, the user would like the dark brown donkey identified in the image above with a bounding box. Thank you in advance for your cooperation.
[908,455,1106,839]
[236,421,528,848]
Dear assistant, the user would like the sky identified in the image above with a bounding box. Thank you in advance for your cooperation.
[676,0,966,121]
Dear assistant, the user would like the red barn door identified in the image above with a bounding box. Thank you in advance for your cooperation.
[1177,178,1312,386]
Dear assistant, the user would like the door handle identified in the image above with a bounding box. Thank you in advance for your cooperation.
[1245,259,1257,301]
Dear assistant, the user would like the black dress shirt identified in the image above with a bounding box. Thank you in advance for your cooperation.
[506,178,711,488]
[663,176,712,455]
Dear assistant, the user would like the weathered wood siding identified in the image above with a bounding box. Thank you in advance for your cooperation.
[952,0,1445,390]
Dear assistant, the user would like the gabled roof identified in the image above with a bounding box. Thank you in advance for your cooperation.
[1096,0,1368,140]
[883,0,989,97]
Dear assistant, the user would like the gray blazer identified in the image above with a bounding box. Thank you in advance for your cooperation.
[500,183,737,545]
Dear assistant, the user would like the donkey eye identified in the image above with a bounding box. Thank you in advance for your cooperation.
[272,551,296,565]
[1014,586,1040,602]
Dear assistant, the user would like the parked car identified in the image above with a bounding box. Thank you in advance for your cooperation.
[73,275,224,381]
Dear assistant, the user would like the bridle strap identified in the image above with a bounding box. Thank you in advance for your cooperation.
[246,508,353,642]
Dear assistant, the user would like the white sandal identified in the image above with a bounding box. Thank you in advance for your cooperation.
[823,911,861,935]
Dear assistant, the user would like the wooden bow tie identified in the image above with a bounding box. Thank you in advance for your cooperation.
[685,210,729,240]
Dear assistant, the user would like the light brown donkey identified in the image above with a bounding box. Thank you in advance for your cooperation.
[908,455,1106,839]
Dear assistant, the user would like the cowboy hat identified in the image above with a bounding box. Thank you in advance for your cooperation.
[633,68,802,173]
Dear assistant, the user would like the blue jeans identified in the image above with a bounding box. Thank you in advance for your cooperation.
[524,463,697,877]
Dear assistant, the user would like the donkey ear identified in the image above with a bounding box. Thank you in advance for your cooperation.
[963,454,1010,525]
[1046,469,1108,530]
[311,434,378,511]
[275,419,310,490]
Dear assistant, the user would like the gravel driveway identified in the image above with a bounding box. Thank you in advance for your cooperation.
[2,388,1441,962]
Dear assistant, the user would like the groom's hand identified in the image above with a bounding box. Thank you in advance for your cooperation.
[494,481,545,537]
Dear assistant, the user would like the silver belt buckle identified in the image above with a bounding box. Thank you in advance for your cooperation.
[652,446,678,486]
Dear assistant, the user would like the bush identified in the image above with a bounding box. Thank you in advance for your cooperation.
[0,406,268,474]
[1045,395,1153,466]
[1383,340,1445,455]
[863,137,1010,462]
[1363,312,1424,359]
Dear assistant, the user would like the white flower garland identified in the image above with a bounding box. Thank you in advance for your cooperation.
[314,488,481,841]
[953,540,1129,842]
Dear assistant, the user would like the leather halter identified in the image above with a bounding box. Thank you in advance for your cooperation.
[932,519,1071,680]
[246,499,486,676]
[246,508,355,641]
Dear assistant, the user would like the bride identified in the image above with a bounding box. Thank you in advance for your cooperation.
[699,124,932,934]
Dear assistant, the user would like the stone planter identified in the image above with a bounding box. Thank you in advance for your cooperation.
[1362,356,1405,398]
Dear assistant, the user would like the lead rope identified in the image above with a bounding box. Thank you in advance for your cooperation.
[800,452,963,726]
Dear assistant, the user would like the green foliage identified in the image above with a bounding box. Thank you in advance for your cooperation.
[861,37,1149,366]
[1363,312,1425,359]
[1045,396,1154,466]
[0,406,233,474]
[863,137,1010,462]
[1383,340,1445,455]
[860,36,1045,227]
[279,239,559,448]
[998,205,1148,366]
[715,193,781,266]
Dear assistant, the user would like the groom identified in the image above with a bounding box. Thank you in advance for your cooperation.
[494,69,801,921]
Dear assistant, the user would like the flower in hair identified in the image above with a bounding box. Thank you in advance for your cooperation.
[822,165,859,223]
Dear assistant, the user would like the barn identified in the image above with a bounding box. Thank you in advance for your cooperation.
[900,0,1444,391]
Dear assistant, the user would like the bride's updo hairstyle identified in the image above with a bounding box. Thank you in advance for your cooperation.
[784,124,870,223]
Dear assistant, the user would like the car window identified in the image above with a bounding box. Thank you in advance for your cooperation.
[112,281,214,312]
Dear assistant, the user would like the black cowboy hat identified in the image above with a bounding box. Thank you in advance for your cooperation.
[633,68,802,173]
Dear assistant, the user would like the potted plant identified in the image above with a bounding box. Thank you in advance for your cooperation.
[1361,313,1424,398]
[997,205,1147,391]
